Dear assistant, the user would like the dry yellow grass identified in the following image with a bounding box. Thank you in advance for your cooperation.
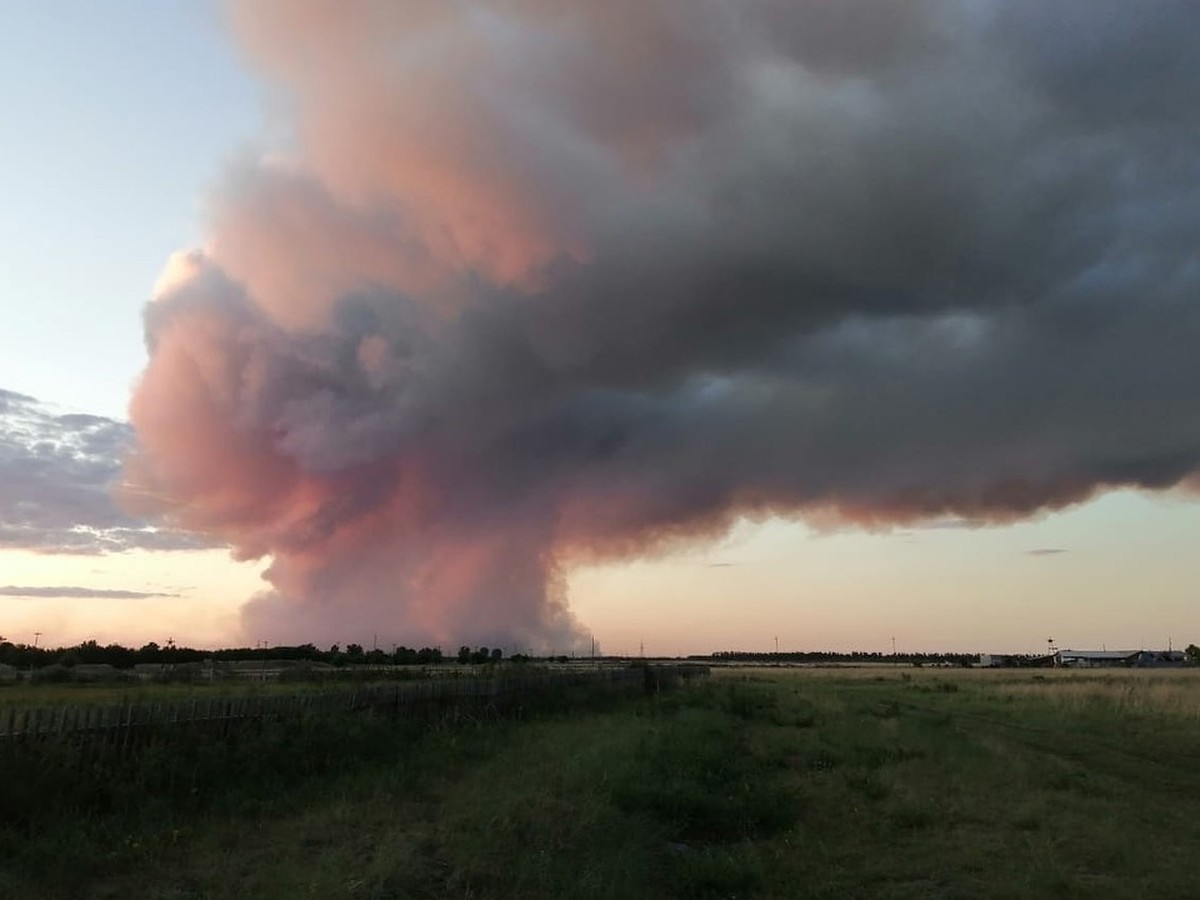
[993,669,1200,719]
[715,664,1200,718]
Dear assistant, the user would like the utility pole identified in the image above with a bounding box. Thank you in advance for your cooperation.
[774,635,779,654]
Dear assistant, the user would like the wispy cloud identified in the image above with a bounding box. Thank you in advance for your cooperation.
[1026,548,1068,556]
[919,520,975,531]
[0,388,204,554]
[0,585,179,599]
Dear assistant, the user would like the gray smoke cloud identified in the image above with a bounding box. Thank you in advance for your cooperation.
[124,0,1200,649]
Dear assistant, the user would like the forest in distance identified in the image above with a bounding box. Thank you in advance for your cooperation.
[0,638,459,673]
[3,637,1199,675]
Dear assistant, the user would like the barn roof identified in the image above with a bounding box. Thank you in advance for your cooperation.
[1056,649,1138,660]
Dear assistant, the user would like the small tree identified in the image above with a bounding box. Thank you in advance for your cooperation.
[1185,644,1200,665]
[457,645,472,664]
[490,647,503,662]
[394,645,418,665]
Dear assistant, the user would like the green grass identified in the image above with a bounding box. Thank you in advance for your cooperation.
[0,670,449,709]
[2,668,1198,899]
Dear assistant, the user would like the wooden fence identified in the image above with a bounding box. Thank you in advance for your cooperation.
[0,665,708,752]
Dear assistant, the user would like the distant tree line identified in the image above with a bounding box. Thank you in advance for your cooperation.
[0,638,454,670]
[456,646,505,664]
[8,640,1185,672]
[707,648,1200,666]
[704,650,982,667]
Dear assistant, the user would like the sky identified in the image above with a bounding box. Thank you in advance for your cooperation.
[1,0,1198,657]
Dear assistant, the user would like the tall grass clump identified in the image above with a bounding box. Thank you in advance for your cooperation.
[991,669,1200,721]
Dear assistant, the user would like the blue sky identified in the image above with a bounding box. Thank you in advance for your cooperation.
[0,0,260,417]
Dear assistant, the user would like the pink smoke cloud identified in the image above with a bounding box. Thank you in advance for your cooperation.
[124,0,1200,648]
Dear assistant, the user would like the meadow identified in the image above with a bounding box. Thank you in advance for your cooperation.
[0,679,338,709]
[2,665,1198,899]
[0,667,443,710]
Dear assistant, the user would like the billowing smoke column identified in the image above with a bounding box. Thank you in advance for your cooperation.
[125,0,1200,649]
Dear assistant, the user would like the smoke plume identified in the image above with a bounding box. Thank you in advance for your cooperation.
[125,0,1200,649]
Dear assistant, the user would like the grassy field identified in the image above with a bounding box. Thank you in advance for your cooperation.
[0,680,328,709]
[0,663,610,709]
[0,669,454,710]
[2,666,1198,899]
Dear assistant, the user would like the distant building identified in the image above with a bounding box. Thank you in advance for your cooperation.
[133,661,208,682]
[70,663,123,682]
[977,653,1055,668]
[1055,649,1139,668]
[1053,649,1188,668]
[134,659,338,683]
[1131,650,1188,668]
